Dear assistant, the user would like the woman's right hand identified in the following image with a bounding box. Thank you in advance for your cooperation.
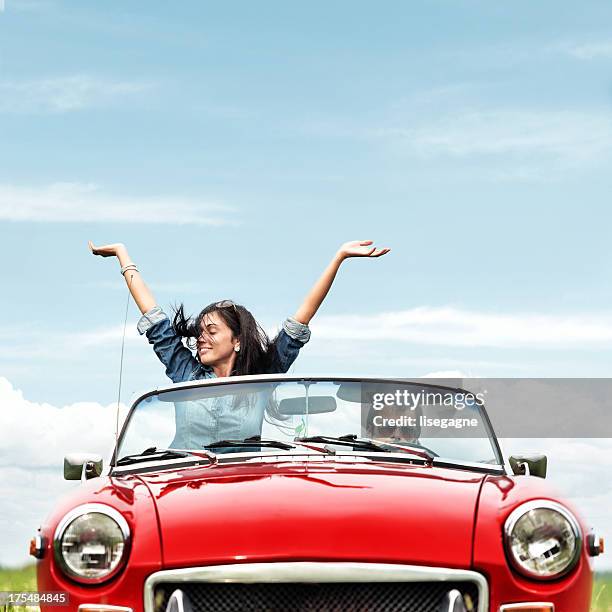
[88,241,126,258]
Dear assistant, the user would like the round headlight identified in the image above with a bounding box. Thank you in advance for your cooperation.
[53,503,130,584]
[504,500,582,580]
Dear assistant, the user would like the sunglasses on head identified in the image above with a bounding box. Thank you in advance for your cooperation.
[214,300,238,309]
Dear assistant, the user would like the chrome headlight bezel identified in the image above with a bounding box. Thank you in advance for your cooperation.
[503,499,582,581]
[53,503,131,585]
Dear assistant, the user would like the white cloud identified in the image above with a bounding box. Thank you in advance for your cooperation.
[0,182,233,225]
[0,377,125,469]
[311,306,612,348]
[7,306,612,365]
[7,0,54,12]
[379,110,612,163]
[0,74,153,113]
[0,373,124,566]
[421,370,468,378]
[564,41,612,60]
[0,323,143,363]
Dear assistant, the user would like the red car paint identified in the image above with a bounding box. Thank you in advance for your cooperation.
[35,377,595,611]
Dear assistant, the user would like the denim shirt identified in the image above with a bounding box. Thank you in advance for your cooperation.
[136,306,310,447]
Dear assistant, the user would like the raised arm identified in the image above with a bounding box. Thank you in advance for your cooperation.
[89,241,200,382]
[293,240,390,325]
[88,241,156,314]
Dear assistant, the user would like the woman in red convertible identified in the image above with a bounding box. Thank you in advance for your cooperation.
[89,240,389,448]
[89,239,390,383]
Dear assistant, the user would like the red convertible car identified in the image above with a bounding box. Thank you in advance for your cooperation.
[32,376,602,611]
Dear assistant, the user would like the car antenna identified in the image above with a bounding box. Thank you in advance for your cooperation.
[115,271,135,448]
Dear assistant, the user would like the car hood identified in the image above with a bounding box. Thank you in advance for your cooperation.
[136,459,486,568]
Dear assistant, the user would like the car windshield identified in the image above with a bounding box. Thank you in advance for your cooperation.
[116,378,501,466]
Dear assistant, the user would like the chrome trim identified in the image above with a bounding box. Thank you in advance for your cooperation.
[33,534,45,559]
[587,529,603,557]
[143,562,488,612]
[499,604,554,611]
[110,455,216,475]
[143,374,475,401]
[78,606,134,612]
[164,590,193,612]
[503,499,582,581]
[53,503,131,585]
[110,449,505,476]
[431,457,505,474]
[442,589,467,612]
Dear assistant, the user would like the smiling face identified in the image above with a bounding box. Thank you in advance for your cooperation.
[196,310,240,366]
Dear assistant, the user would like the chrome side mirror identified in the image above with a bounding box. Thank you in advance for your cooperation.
[509,454,547,478]
[64,453,103,481]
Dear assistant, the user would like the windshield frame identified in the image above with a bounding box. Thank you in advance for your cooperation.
[110,375,505,469]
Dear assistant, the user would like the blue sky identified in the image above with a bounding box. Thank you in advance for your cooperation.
[1,0,612,568]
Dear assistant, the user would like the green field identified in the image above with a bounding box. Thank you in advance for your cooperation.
[1,565,611,610]
[0,565,38,611]
[593,574,612,612]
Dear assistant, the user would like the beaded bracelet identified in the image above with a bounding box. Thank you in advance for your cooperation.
[120,264,139,276]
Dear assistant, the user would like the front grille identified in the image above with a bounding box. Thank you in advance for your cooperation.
[153,581,480,612]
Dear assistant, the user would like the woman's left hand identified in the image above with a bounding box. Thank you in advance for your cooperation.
[337,240,391,260]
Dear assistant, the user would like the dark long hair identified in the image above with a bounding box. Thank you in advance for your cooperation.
[172,301,276,375]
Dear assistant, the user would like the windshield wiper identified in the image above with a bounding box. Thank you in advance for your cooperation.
[116,447,209,466]
[296,434,388,453]
[295,434,434,463]
[205,436,296,451]
[378,440,439,461]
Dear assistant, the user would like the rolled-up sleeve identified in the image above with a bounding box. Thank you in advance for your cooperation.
[269,317,311,374]
[137,305,168,335]
[282,316,311,344]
